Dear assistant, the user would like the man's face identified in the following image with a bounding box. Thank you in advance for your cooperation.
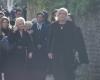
[37,14,44,23]
[16,11,22,18]
[57,10,67,21]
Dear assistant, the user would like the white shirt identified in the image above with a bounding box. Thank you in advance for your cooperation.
[37,23,43,30]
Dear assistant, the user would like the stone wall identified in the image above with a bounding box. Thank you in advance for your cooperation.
[74,12,100,80]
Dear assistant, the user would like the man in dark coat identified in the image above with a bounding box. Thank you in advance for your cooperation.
[48,8,89,80]
[31,12,50,80]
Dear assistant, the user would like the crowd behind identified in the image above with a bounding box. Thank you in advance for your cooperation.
[0,5,89,80]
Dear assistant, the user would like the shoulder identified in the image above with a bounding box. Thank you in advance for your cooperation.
[14,30,18,34]
[32,22,37,26]
[49,21,58,29]
[32,22,37,29]
[66,21,80,30]
[66,21,75,27]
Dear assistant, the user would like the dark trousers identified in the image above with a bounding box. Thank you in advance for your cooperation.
[26,47,48,80]
[50,58,75,80]
[6,48,27,80]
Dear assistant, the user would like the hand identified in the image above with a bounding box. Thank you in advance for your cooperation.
[48,53,54,60]
[28,52,33,59]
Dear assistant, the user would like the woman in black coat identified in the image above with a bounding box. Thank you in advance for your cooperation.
[48,8,89,80]
[7,17,32,80]
[0,16,14,80]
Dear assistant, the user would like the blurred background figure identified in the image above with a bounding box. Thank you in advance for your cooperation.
[24,21,33,34]
[50,9,58,23]
[0,11,5,27]
[42,10,50,24]
[15,8,22,18]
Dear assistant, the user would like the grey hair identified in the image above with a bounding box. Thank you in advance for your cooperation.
[25,21,33,29]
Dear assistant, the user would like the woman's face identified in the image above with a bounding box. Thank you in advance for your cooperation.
[2,19,9,29]
[16,20,24,30]
[24,25,30,31]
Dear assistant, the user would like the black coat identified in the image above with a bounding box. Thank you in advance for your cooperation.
[31,22,50,69]
[48,21,89,73]
[48,21,89,62]
[12,30,32,64]
[13,30,32,52]
[6,30,33,80]
[0,28,14,73]
[32,22,49,52]
[1,28,14,50]
[9,31,32,72]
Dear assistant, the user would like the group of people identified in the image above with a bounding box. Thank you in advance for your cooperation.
[0,5,27,26]
[0,7,89,80]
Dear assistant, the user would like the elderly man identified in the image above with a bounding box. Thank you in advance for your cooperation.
[48,8,89,80]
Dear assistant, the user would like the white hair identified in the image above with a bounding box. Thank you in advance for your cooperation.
[55,8,69,21]
[14,17,25,31]
[57,7,69,15]
[25,21,33,29]
[15,17,25,25]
